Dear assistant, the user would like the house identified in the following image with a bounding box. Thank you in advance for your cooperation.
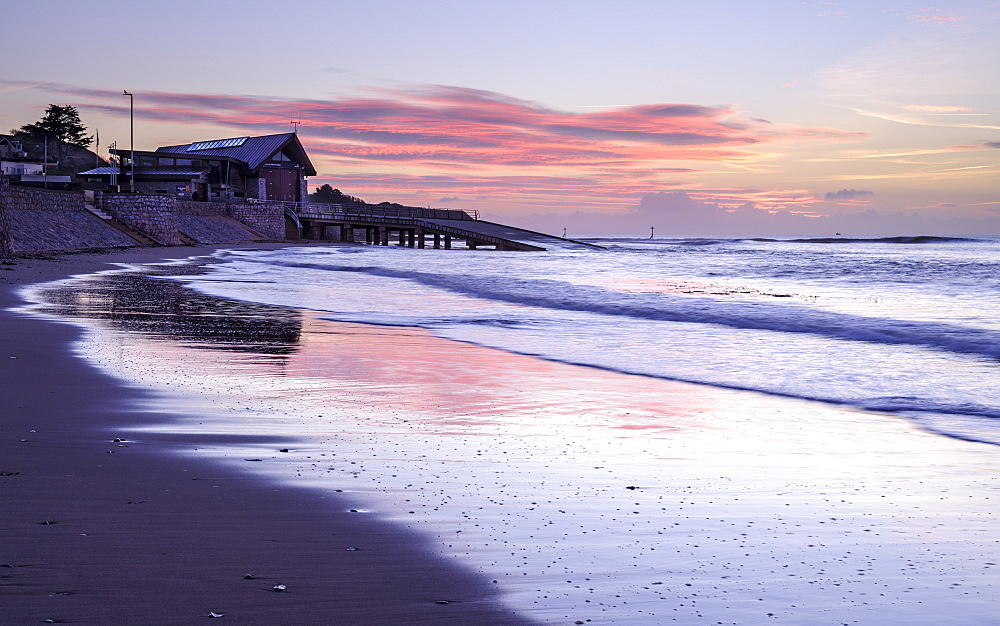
[1,136,49,178]
[1,160,44,177]
[0,137,27,159]
[78,133,316,202]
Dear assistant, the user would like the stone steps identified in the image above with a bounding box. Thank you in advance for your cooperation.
[101,218,159,246]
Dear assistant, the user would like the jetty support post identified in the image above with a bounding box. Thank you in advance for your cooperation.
[301,220,315,239]
[340,223,355,243]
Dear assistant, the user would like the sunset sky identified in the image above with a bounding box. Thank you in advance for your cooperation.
[3,0,998,235]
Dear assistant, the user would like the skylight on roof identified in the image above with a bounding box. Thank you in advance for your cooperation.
[187,137,249,152]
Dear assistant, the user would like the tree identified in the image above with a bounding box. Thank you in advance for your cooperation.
[310,184,366,204]
[17,104,92,169]
[19,104,92,149]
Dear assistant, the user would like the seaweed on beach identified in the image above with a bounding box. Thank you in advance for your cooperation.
[30,262,302,356]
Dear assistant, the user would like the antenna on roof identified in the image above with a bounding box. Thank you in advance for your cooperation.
[290,112,301,134]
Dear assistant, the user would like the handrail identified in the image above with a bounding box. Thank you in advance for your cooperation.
[295,211,535,248]
[315,214,513,247]
[253,199,479,221]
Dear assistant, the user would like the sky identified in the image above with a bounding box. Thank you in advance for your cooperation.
[3,0,999,236]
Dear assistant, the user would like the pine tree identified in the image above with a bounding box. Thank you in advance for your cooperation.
[19,105,92,148]
[18,105,92,169]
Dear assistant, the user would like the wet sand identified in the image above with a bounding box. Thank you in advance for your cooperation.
[0,245,528,625]
[3,244,998,624]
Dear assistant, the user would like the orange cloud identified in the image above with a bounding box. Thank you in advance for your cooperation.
[26,81,866,213]
[902,105,973,113]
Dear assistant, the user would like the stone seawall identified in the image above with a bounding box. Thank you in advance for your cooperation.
[0,180,287,255]
[176,200,285,239]
[99,193,182,246]
[0,180,138,254]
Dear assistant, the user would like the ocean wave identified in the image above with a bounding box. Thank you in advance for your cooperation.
[432,331,1000,447]
[599,235,978,246]
[752,235,976,244]
[249,258,1000,361]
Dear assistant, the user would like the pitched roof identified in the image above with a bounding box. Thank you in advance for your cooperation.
[78,166,207,177]
[155,133,316,176]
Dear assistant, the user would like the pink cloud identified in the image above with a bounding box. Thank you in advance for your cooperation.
[888,7,966,23]
[19,81,866,213]
[902,105,973,113]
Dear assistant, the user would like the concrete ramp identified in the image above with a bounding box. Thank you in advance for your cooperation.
[178,215,266,244]
[418,218,602,251]
[289,201,603,251]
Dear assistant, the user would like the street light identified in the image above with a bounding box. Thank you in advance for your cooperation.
[123,90,134,192]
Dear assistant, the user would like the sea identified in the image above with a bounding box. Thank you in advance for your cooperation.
[22,236,1000,624]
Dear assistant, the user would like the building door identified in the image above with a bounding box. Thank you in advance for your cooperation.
[262,166,299,202]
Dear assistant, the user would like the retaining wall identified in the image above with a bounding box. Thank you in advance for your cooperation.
[0,180,138,254]
[98,193,182,245]
[0,180,285,255]
[177,200,284,239]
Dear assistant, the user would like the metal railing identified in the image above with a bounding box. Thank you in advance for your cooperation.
[344,215,518,248]
[255,199,478,221]
[292,212,540,249]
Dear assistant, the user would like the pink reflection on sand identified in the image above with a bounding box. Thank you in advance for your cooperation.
[73,308,1000,624]
[282,317,715,433]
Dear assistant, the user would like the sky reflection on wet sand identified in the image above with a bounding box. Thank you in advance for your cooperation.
[24,265,1000,624]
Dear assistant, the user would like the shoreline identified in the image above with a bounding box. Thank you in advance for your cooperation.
[0,244,528,624]
[4,243,998,623]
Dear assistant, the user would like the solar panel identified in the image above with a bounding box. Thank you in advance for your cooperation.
[187,137,249,152]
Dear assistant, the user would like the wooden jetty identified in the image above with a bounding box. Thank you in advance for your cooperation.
[280,202,601,251]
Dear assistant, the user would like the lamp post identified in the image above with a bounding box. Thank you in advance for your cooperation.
[123,90,134,192]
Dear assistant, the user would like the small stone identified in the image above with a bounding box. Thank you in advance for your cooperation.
[243,574,254,580]
[435,600,451,605]
[208,612,224,618]
[273,584,287,592]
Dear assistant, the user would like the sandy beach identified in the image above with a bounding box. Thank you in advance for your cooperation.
[3,243,998,625]
[0,245,528,625]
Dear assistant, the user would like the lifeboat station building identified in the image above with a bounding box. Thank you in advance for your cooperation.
[79,133,315,202]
